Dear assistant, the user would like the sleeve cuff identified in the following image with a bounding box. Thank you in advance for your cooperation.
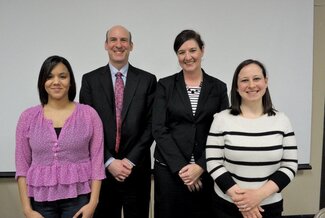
[215,172,236,193]
[269,171,291,192]
[105,157,115,167]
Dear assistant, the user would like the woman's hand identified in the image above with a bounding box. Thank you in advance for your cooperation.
[233,189,263,212]
[233,180,279,212]
[179,163,204,185]
[73,202,97,218]
[18,177,44,218]
[227,184,264,215]
[241,206,264,218]
[24,209,44,218]
[187,179,203,192]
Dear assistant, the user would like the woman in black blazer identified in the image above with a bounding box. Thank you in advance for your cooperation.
[152,30,229,218]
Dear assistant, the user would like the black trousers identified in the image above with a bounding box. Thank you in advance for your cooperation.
[94,165,151,218]
[154,162,217,218]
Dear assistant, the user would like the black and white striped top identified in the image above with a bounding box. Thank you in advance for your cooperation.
[187,86,201,163]
[186,86,201,116]
[206,109,298,206]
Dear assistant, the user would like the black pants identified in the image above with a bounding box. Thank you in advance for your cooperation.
[94,166,151,218]
[154,162,217,218]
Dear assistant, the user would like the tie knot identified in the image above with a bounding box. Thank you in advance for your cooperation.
[116,72,123,78]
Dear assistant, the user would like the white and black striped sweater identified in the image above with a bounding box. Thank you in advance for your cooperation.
[206,109,298,206]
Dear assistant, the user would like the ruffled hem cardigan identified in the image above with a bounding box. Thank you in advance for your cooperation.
[15,103,105,202]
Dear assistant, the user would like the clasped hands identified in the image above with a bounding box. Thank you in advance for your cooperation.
[228,185,264,218]
[107,158,133,182]
[179,163,204,192]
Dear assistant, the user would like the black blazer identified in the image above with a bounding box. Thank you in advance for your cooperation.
[80,64,157,168]
[152,70,229,174]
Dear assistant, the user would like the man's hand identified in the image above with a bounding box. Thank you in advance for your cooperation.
[107,159,132,182]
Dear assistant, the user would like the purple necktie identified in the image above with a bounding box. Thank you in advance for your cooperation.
[114,72,124,153]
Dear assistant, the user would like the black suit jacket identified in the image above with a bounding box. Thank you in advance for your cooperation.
[80,64,157,169]
[152,70,229,174]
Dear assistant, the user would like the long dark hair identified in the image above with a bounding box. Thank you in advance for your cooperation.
[230,59,276,116]
[37,55,76,105]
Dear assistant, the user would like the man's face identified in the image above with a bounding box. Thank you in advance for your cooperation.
[105,26,133,69]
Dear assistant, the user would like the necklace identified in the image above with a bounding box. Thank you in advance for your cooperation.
[186,81,203,94]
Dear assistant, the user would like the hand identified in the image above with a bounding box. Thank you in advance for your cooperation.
[187,179,203,192]
[73,202,97,218]
[24,209,44,218]
[121,158,134,170]
[233,189,263,212]
[107,159,132,182]
[178,163,204,185]
[235,180,279,211]
[241,206,264,218]
[226,184,242,199]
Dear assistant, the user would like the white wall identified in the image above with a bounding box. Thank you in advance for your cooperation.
[0,1,324,217]
[282,0,325,215]
[0,0,313,173]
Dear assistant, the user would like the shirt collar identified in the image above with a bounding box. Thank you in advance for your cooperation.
[109,63,129,78]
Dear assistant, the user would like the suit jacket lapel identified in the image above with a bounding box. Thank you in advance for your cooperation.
[121,65,139,122]
[195,71,213,120]
[175,72,194,120]
[99,65,115,111]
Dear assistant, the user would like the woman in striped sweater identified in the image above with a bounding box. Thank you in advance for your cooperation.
[206,59,298,218]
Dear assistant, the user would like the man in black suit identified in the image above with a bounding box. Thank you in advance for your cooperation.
[80,25,157,218]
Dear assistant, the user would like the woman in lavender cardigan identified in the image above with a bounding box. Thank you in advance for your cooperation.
[15,55,105,218]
